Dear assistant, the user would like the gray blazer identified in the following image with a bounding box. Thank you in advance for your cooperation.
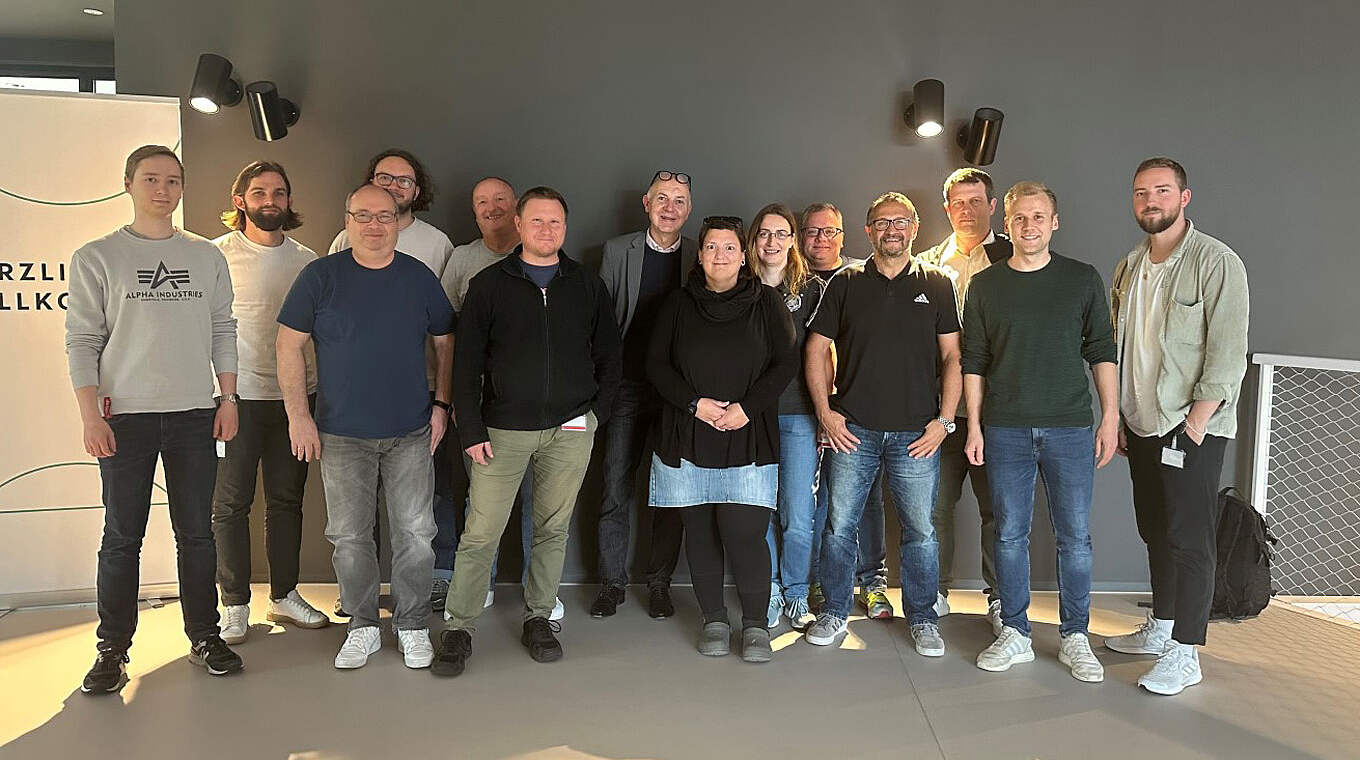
[599,230,698,338]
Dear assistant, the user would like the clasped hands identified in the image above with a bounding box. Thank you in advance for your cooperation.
[694,398,749,431]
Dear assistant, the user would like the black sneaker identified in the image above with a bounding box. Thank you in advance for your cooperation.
[589,585,625,618]
[648,586,675,619]
[188,635,244,676]
[431,629,472,677]
[522,617,563,663]
[333,598,350,618]
[80,649,129,695]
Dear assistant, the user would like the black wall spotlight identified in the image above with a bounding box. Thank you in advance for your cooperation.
[958,107,1005,166]
[245,81,300,142]
[904,78,945,138]
[188,53,241,114]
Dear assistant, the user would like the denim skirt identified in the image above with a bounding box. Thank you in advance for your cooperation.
[648,454,778,509]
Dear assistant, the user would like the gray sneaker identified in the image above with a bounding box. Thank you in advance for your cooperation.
[429,578,450,611]
[741,627,773,663]
[911,623,946,657]
[784,597,816,630]
[805,613,848,646]
[698,621,732,656]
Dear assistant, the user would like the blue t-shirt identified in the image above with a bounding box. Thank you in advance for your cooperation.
[278,250,455,438]
[520,260,558,289]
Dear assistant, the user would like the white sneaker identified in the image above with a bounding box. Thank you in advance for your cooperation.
[805,613,848,646]
[267,590,329,629]
[933,592,950,617]
[550,597,565,622]
[334,626,381,669]
[911,623,946,657]
[1058,632,1105,683]
[484,589,495,608]
[1105,612,1173,655]
[1139,642,1202,695]
[395,628,434,669]
[976,626,1035,672]
[221,604,249,644]
[986,598,1003,636]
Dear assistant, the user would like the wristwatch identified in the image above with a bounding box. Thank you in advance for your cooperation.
[216,393,240,405]
[935,416,957,434]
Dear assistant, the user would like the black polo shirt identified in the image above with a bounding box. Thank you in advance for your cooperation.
[809,257,959,431]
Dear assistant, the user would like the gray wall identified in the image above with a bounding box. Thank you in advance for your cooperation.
[114,0,1360,589]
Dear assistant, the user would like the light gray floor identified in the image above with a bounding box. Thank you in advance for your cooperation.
[1,586,1357,759]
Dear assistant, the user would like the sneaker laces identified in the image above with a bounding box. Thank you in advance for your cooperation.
[340,627,378,653]
[914,622,941,637]
[529,618,562,634]
[95,650,129,668]
[196,635,232,658]
[224,605,249,626]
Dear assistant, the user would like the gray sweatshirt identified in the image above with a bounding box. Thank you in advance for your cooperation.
[65,227,238,414]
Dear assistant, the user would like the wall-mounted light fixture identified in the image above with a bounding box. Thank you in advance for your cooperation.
[188,53,241,114]
[958,108,1004,166]
[904,78,945,138]
[245,81,300,141]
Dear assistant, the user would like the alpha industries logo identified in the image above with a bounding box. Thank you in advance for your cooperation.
[138,262,191,290]
[126,262,203,301]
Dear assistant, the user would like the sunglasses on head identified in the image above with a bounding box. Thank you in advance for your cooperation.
[702,215,744,227]
[652,170,692,187]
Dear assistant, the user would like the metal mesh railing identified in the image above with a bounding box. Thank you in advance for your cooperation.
[1254,357,1360,625]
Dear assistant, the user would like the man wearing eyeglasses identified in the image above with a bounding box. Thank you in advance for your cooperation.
[327,148,456,618]
[800,202,891,623]
[916,168,1013,631]
[804,192,961,658]
[278,184,455,671]
[591,170,698,620]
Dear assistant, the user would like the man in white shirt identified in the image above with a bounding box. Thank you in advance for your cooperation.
[211,161,329,645]
[916,168,1013,630]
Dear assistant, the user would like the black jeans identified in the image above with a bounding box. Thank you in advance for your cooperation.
[211,398,311,605]
[96,409,220,651]
[679,503,772,630]
[432,417,470,576]
[932,422,997,599]
[1125,426,1228,645]
[596,379,684,589]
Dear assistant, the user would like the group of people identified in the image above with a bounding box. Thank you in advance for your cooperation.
[65,144,1248,700]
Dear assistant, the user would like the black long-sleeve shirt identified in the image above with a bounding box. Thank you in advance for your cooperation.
[647,272,798,468]
[453,250,622,446]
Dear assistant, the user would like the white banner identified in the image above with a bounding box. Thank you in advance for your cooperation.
[0,90,183,603]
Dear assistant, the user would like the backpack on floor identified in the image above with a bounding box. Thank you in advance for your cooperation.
[1210,487,1279,620]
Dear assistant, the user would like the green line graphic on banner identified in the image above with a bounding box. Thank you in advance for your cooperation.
[0,139,182,206]
[0,461,169,514]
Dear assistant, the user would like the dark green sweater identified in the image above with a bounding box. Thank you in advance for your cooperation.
[961,253,1116,427]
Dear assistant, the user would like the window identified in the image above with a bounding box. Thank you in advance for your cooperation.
[0,77,82,93]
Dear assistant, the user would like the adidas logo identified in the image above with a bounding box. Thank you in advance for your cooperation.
[914,293,930,304]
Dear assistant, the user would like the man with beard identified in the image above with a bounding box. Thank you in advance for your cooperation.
[803,192,961,657]
[591,170,697,620]
[211,161,329,645]
[435,177,561,621]
[800,201,891,621]
[1105,158,1249,696]
[916,168,1012,630]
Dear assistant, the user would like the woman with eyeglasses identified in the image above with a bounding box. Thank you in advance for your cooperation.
[647,215,798,663]
[744,203,824,631]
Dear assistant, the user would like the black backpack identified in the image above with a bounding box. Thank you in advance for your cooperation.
[1211,487,1279,620]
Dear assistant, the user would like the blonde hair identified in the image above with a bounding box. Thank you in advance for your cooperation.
[745,203,808,295]
[1003,181,1058,216]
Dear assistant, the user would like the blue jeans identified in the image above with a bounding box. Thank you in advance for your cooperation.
[985,426,1095,637]
[817,422,940,624]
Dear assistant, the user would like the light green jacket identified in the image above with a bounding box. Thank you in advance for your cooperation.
[1110,220,1250,438]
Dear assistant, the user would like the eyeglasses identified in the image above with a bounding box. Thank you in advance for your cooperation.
[652,170,691,187]
[373,172,416,190]
[802,227,843,239]
[756,229,793,241]
[869,217,916,231]
[346,210,397,224]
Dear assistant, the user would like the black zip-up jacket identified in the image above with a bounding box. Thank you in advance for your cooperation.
[453,249,622,446]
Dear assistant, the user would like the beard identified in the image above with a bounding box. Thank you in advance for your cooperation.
[874,237,910,258]
[1137,205,1181,234]
[245,205,286,232]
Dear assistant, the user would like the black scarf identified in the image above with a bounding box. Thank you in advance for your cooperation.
[683,267,762,323]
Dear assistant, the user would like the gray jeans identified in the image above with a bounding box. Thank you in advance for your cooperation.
[320,425,436,631]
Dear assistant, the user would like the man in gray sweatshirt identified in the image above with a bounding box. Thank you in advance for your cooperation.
[65,145,244,695]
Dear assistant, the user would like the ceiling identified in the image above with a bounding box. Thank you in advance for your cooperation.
[0,0,114,41]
